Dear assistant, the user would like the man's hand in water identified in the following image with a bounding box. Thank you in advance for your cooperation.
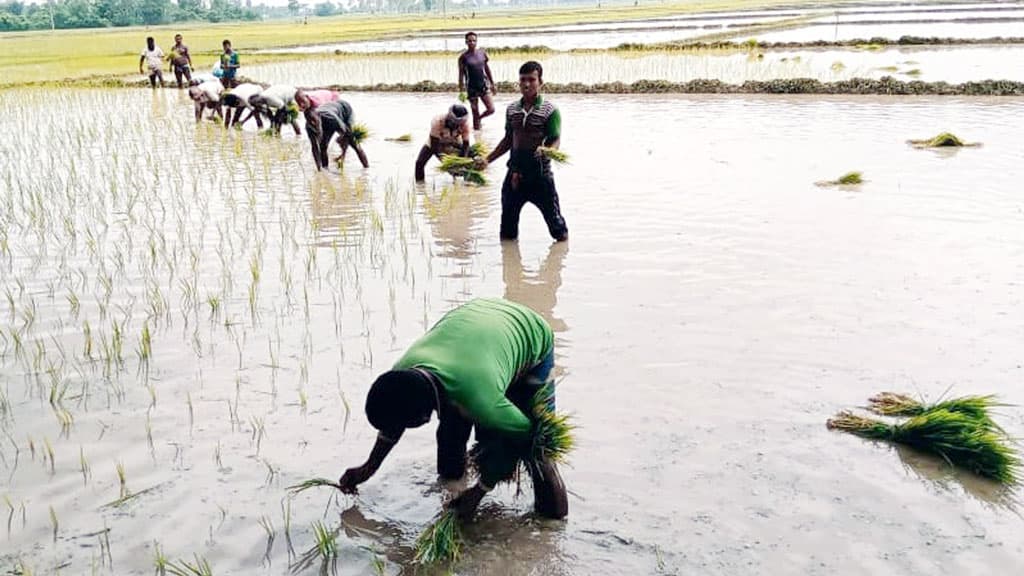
[338,465,371,494]
[447,484,486,521]
[473,156,488,170]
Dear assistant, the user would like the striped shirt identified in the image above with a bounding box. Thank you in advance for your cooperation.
[504,95,561,152]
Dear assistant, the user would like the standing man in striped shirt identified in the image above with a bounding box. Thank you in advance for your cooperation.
[477,61,568,242]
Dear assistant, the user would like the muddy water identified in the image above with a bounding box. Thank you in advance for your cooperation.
[245,45,1024,87]
[1,89,1023,575]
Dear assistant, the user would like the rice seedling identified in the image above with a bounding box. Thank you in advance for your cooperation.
[166,554,213,576]
[414,510,463,566]
[349,124,370,144]
[286,477,343,496]
[43,437,55,475]
[830,61,846,72]
[385,134,413,142]
[5,495,14,536]
[258,515,276,561]
[827,409,1020,484]
[49,505,58,543]
[458,92,468,103]
[907,132,980,149]
[904,68,922,77]
[154,542,169,575]
[529,384,576,464]
[79,446,91,485]
[116,461,129,500]
[537,147,570,164]
[816,171,864,187]
[312,520,338,559]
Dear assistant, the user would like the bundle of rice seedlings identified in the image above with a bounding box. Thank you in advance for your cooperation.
[468,141,489,158]
[529,383,576,464]
[537,147,570,164]
[458,92,468,103]
[827,409,1020,484]
[816,171,864,187]
[438,154,488,185]
[414,510,463,566]
[286,477,342,496]
[284,102,300,123]
[349,123,370,144]
[907,132,980,149]
[385,134,413,142]
[867,392,1005,432]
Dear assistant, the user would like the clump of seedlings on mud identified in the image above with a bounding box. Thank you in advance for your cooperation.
[816,171,864,187]
[438,155,488,185]
[828,392,1020,484]
[907,132,981,149]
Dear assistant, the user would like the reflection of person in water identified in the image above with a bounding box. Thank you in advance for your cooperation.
[502,241,568,334]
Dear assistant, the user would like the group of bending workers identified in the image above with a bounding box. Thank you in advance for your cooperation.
[185,34,572,521]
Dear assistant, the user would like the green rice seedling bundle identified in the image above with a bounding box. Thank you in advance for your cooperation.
[458,92,468,103]
[817,171,863,187]
[438,154,488,185]
[907,132,980,149]
[414,509,463,566]
[286,477,342,496]
[867,392,1005,432]
[349,123,370,144]
[284,102,300,123]
[827,408,1019,484]
[468,141,489,158]
[385,134,413,142]
[537,147,570,164]
[529,383,576,464]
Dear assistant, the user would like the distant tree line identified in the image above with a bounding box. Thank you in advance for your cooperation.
[0,0,268,31]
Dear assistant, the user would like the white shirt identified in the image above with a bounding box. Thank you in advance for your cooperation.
[259,85,297,110]
[227,83,262,108]
[141,47,164,71]
[198,81,223,102]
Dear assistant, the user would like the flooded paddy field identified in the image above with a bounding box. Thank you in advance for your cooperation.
[263,1,1024,53]
[245,44,1024,87]
[1,88,1023,575]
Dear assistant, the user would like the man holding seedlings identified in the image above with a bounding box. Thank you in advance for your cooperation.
[305,100,369,171]
[168,34,193,89]
[458,32,497,130]
[139,37,165,89]
[219,39,240,89]
[415,104,472,181]
[477,61,568,242]
[338,298,569,521]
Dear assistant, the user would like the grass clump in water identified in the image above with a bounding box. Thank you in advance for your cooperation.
[828,401,1020,484]
[908,132,980,149]
[414,509,463,566]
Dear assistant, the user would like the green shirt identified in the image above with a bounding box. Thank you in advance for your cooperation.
[394,298,554,438]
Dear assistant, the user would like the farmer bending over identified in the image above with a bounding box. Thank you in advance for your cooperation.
[305,100,369,171]
[188,80,223,123]
[221,82,263,129]
[477,61,568,242]
[415,104,471,182]
[250,85,301,135]
[338,297,568,520]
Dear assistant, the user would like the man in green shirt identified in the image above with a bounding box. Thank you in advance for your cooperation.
[338,298,568,520]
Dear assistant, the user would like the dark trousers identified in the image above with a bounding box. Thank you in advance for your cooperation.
[436,351,555,480]
[500,167,568,241]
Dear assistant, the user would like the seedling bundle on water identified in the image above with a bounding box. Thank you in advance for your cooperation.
[438,154,487,185]
[816,171,864,187]
[828,392,1019,484]
[908,132,981,149]
[349,123,370,144]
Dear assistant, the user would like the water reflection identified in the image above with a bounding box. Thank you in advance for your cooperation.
[309,173,373,247]
[419,182,491,263]
[895,445,1021,513]
[502,241,569,335]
